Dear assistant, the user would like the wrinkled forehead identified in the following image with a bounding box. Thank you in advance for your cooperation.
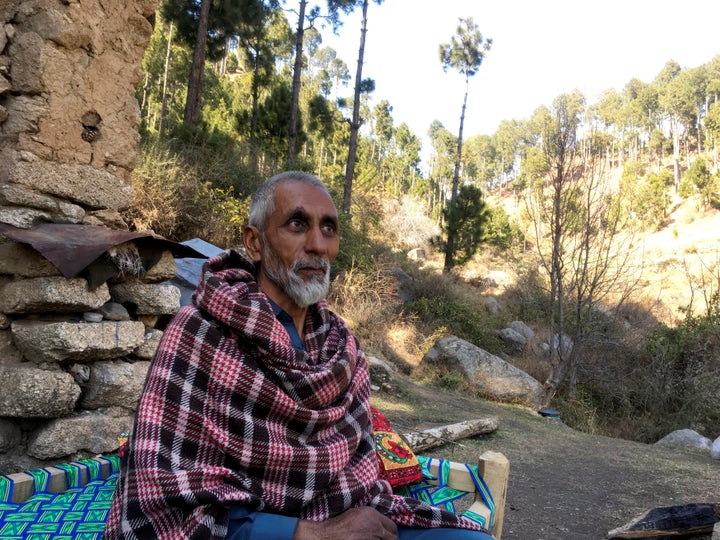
[271,180,338,220]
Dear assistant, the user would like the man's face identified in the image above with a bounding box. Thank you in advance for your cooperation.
[256,180,340,309]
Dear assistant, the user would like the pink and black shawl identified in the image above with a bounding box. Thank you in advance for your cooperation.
[104,250,483,539]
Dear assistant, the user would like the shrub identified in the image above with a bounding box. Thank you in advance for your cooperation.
[123,135,253,247]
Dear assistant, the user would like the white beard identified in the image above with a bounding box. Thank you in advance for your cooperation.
[262,243,331,308]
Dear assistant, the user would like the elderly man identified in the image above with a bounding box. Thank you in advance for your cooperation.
[104,172,493,540]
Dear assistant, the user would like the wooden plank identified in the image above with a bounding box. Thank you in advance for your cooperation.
[479,450,509,540]
[607,503,720,539]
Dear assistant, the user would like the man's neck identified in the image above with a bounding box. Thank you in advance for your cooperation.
[256,272,308,337]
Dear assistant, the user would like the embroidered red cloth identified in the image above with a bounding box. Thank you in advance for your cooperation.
[371,407,423,488]
[104,251,483,539]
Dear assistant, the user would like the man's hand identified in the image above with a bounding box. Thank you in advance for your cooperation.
[293,507,398,540]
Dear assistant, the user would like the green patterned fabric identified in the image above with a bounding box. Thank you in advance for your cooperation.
[0,457,120,540]
[396,455,496,530]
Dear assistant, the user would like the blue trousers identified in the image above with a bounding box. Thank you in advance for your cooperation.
[226,506,495,539]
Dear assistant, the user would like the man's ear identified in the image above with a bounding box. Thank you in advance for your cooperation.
[243,225,263,263]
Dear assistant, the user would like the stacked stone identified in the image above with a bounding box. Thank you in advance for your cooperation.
[0,241,179,474]
[0,0,160,475]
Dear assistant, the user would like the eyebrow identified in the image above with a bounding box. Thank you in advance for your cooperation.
[284,208,339,227]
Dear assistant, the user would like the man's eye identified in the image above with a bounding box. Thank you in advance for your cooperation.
[322,223,338,235]
[288,219,305,229]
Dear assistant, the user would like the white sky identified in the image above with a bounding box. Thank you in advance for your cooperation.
[320,0,720,153]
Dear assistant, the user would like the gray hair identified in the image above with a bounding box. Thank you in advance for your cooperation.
[248,171,331,231]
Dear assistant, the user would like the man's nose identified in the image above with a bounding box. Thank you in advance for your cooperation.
[304,225,327,254]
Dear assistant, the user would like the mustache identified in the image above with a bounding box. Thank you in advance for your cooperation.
[291,257,330,274]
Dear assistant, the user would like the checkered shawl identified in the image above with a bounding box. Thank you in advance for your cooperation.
[104,251,483,539]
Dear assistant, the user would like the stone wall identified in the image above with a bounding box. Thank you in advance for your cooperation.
[0,0,161,474]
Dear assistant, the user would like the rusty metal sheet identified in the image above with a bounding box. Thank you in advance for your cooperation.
[0,223,207,279]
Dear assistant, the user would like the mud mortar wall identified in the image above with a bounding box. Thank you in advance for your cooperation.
[0,0,162,474]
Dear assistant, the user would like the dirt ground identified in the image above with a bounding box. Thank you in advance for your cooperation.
[373,372,720,540]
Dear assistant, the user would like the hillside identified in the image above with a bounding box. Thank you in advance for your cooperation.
[483,190,720,327]
[377,371,720,540]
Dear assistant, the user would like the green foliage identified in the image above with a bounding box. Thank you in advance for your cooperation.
[124,134,254,247]
[682,155,719,208]
[435,184,490,267]
[438,17,492,78]
[403,269,504,354]
[635,294,720,441]
[483,206,519,250]
[635,169,671,230]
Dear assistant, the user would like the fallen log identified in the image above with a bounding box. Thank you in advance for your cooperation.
[402,417,499,452]
[607,503,720,539]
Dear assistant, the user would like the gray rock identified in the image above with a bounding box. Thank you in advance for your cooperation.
[0,418,21,452]
[81,359,150,409]
[711,435,720,460]
[97,301,131,321]
[0,328,23,364]
[481,295,501,315]
[11,319,146,362]
[0,241,61,277]
[0,205,54,228]
[0,365,80,417]
[0,95,48,138]
[407,248,426,261]
[110,281,180,315]
[0,277,110,314]
[9,161,134,211]
[27,408,132,459]
[0,184,85,223]
[422,335,546,409]
[498,327,527,351]
[133,328,162,359]
[509,321,535,341]
[141,250,177,283]
[655,429,712,450]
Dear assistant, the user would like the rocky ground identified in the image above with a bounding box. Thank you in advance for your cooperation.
[374,371,720,540]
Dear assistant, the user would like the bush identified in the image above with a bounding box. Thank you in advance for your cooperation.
[123,135,253,247]
[631,295,720,442]
[403,269,505,355]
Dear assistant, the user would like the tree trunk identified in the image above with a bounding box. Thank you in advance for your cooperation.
[287,0,307,167]
[159,22,174,135]
[342,0,369,215]
[442,74,469,273]
[183,0,210,125]
[402,417,499,453]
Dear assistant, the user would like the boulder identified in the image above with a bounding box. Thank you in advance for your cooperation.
[498,327,527,351]
[0,365,80,417]
[11,319,146,362]
[710,435,720,460]
[27,407,132,459]
[422,335,546,409]
[654,429,712,450]
[80,359,151,409]
[481,295,501,315]
[0,276,110,314]
[509,321,535,341]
